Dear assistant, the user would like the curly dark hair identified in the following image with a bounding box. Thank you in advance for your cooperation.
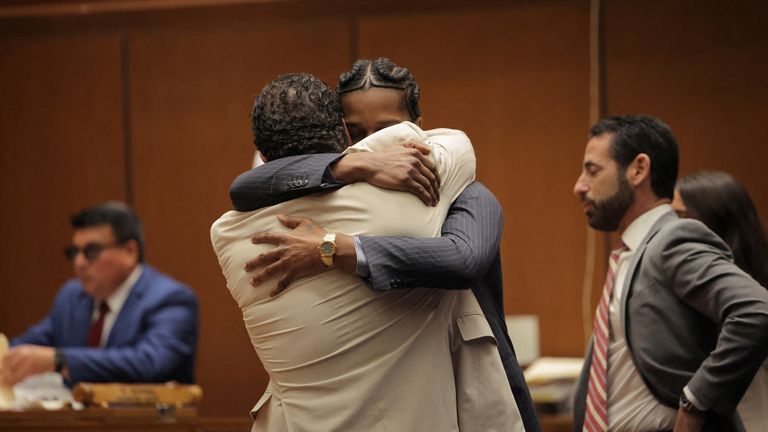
[252,73,346,161]
[337,57,421,121]
[590,115,679,200]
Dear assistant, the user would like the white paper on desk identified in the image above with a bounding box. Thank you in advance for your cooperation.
[12,372,72,410]
[523,356,584,385]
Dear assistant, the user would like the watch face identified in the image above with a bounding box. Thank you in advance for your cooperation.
[319,241,335,255]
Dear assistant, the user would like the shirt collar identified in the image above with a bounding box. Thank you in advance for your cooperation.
[104,264,143,314]
[621,204,673,252]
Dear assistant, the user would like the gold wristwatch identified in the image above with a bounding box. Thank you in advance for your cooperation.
[318,233,337,267]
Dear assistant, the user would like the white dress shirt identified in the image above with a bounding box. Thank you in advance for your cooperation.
[607,204,677,431]
[91,265,142,347]
[738,359,768,431]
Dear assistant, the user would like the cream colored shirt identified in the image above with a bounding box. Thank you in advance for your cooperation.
[738,359,768,431]
[211,122,522,432]
[91,265,142,347]
[608,204,677,431]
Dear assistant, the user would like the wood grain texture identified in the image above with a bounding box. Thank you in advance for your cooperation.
[0,34,125,337]
[1,0,766,418]
[604,0,768,223]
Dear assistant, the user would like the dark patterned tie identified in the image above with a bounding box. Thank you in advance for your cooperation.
[87,302,110,347]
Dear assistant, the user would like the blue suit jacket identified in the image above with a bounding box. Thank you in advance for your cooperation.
[11,265,198,385]
[230,153,541,432]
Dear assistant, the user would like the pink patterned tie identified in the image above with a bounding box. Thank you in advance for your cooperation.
[584,242,626,432]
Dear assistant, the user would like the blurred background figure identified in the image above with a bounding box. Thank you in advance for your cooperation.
[672,170,768,431]
[1,202,198,388]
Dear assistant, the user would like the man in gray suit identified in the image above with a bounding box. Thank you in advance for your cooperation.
[230,58,540,431]
[572,115,768,431]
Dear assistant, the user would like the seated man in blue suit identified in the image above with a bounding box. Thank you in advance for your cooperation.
[1,202,198,386]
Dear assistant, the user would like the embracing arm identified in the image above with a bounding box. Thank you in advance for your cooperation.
[230,145,439,212]
[230,153,343,211]
[246,182,502,294]
[361,182,502,291]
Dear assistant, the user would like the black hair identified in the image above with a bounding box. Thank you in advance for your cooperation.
[252,73,346,161]
[589,115,678,200]
[337,57,421,121]
[678,171,768,287]
[70,201,144,262]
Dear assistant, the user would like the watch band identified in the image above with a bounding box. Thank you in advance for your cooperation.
[54,349,67,373]
[319,233,337,267]
[679,394,704,414]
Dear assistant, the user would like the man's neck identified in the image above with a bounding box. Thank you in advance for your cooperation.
[617,197,671,236]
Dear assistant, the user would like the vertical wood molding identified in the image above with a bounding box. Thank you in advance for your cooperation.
[121,34,134,206]
[582,0,604,346]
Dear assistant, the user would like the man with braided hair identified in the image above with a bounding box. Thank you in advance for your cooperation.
[336,57,423,144]
[231,58,540,431]
[212,72,522,431]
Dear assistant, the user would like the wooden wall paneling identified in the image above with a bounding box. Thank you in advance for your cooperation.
[356,1,592,356]
[0,34,125,337]
[127,19,351,416]
[604,0,768,223]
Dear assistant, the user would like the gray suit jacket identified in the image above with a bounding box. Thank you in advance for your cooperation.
[573,210,768,431]
[230,153,541,432]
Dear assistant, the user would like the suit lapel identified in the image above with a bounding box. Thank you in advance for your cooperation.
[71,289,94,346]
[105,266,150,346]
[620,210,678,335]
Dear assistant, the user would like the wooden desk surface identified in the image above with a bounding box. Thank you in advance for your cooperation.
[0,407,252,432]
[540,413,574,432]
[0,407,571,432]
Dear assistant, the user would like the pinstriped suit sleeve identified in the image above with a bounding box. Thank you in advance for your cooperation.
[359,182,502,291]
[229,153,344,211]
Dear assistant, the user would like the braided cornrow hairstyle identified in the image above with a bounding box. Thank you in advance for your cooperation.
[252,73,346,161]
[337,57,421,121]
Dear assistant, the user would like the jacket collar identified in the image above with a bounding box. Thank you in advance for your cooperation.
[620,209,679,332]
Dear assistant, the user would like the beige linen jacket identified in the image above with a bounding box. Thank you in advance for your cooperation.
[211,122,522,432]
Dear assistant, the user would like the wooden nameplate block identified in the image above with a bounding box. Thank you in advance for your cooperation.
[72,383,202,407]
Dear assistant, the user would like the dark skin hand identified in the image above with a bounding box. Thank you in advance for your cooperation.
[246,215,356,297]
[246,141,440,295]
[673,407,706,432]
[332,141,440,206]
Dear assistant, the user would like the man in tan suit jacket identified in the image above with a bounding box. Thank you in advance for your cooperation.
[211,74,523,431]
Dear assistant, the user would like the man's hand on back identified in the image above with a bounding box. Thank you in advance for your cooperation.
[331,142,440,206]
[246,215,356,296]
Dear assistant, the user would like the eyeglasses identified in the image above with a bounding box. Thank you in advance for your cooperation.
[64,242,123,262]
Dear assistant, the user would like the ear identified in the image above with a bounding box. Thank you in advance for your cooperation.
[122,239,140,263]
[626,153,651,186]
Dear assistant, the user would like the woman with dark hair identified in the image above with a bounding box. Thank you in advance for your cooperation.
[673,171,768,286]
[672,170,768,431]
